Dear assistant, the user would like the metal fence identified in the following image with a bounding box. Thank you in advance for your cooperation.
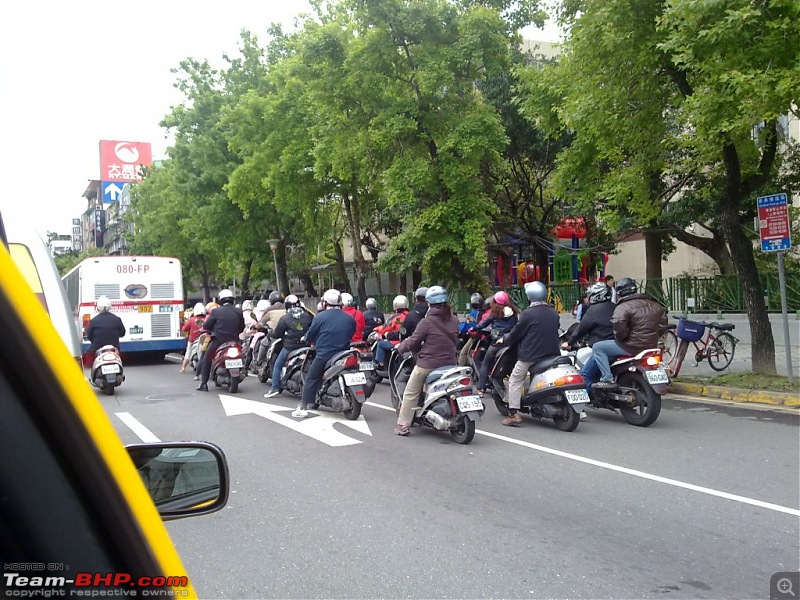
[357,273,800,314]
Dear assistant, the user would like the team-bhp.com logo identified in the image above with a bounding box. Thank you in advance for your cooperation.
[4,571,189,597]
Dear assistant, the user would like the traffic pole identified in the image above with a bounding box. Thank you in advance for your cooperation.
[777,250,794,383]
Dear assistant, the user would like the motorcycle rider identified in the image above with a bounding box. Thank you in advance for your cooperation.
[398,286,429,339]
[294,289,356,418]
[474,291,519,395]
[180,302,206,374]
[86,295,126,357]
[457,292,484,366]
[362,297,384,340]
[255,291,286,365]
[496,281,560,426]
[341,292,366,342]
[373,295,410,370]
[591,278,668,389]
[196,289,245,392]
[264,294,314,398]
[561,281,616,388]
[393,285,459,436]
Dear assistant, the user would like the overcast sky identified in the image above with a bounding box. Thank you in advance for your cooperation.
[0,1,558,238]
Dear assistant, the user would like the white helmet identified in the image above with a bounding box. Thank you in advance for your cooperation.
[524,281,547,303]
[322,289,341,306]
[219,289,235,305]
[365,298,377,310]
[256,299,270,312]
[392,295,409,311]
[242,299,253,311]
[193,302,206,316]
[285,294,298,308]
[96,295,111,312]
[341,292,354,307]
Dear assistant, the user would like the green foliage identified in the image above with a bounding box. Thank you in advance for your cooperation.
[54,247,106,277]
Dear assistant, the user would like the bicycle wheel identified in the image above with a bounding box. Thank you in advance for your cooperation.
[707,332,736,371]
[660,330,679,364]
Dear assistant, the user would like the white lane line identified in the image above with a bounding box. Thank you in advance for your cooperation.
[115,412,161,443]
[364,401,800,517]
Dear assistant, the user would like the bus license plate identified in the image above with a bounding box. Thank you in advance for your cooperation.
[138,305,153,313]
[343,372,367,386]
[359,361,375,371]
[565,389,589,404]
[225,359,243,369]
[456,395,483,411]
[646,369,670,385]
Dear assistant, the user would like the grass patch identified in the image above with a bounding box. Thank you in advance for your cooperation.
[675,372,800,394]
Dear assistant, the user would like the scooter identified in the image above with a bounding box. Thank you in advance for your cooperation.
[388,350,484,444]
[353,341,376,398]
[90,345,125,396]
[209,340,246,393]
[298,346,369,420]
[488,346,587,431]
[256,335,283,384]
[281,345,312,396]
[563,339,669,427]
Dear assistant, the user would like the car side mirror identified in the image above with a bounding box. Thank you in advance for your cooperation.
[126,441,230,521]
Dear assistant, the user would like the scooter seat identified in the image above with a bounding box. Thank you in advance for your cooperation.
[706,321,735,331]
[529,355,572,376]
[424,365,463,384]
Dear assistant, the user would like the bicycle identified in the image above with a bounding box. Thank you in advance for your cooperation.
[665,317,739,377]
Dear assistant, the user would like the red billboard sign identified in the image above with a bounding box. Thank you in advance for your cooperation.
[99,140,152,182]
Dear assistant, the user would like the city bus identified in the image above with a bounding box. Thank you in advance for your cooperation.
[63,256,185,356]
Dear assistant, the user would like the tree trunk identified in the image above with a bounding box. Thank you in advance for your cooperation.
[332,241,351,293]
[275,241,291,295]
[299,271,317,298]
[644,230,664,296]
[720,143,776,374]
[670,227,735,275]
[343,191,369,303]
[240,258,253,297]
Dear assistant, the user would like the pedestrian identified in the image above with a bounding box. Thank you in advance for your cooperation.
[180,302,206,374]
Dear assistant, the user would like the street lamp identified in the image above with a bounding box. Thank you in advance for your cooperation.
[267,239,280,292]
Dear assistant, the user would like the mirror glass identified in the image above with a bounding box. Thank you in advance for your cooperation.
[127,443,225,518]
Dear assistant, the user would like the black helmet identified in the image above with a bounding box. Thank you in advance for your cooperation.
[268,291,284,304]
[615,277,637,299]
[469,293,484,309]
[587,282,611,305]
[414,286,428,301]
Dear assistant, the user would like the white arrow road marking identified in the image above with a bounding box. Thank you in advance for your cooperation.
[220,395,372,447]
[363,401,800,517]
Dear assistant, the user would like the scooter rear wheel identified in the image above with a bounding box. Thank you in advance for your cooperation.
[228,378,239,393]
[491,388,509,416]
[343,393,362,420]
[450,417,476,444]
[618,373,661,427]
[105,383,115,396]
[552,399,580,431]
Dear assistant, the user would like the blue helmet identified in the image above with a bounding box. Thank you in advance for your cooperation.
[524,281,547,303]
[425,285,448,305]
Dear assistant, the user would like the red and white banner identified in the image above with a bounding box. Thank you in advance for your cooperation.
[99,140,152,182]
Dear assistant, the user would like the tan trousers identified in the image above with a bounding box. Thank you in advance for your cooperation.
[506,360,533,410]
[397,366,433,426]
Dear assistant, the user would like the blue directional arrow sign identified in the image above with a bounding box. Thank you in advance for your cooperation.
[102,181,125,204]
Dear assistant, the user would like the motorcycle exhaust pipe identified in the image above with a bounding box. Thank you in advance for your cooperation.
[424,411,450,431]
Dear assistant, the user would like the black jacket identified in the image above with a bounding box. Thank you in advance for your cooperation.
[399,302,428,339]
[273,308,313,352]
[503,302,560,363]
[203,304,245,344]
[87,312,126,352]
[568,300,615,347]
[362,308,384,339]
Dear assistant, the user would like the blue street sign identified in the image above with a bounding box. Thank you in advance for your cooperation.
[102,181,125,204]
[757,193,791,252]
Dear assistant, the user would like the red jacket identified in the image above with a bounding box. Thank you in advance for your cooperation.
[343,306,365,342]
[375,309,408,342]
[181,316,206,343]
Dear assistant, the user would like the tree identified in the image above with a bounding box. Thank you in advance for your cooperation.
[517,0,799,373]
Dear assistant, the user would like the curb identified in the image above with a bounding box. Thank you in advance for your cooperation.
[669,382,799,407]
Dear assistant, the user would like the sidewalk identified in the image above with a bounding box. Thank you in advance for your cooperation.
[668,381,799,407]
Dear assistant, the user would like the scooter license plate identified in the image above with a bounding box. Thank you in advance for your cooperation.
[225,359,243,369]
[565,389,590,404]
[101,365,120,375]
[646,369,670,385]
[359,361,375,371]
[456,395,483,411]
[343,372,367,386]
